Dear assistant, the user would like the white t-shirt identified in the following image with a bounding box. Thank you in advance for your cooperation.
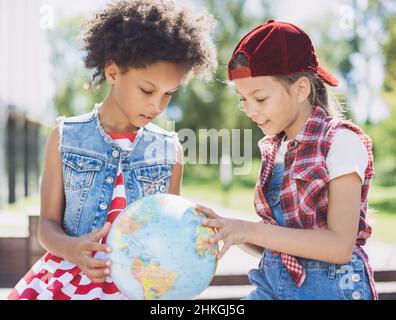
[275,129,368,184]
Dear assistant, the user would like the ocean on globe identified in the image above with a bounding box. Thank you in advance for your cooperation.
[106,194,219,300]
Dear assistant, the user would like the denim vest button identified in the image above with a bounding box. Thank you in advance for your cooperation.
[106,177,114,184]
[91,227,98,232]
[112,150,120,158]
[78,160,84,168]
[100,203,108,210]
[352,291,361,300]
[351,274,361,282]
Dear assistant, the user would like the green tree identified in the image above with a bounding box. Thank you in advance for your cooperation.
[48,16,108,117]
[368,10,396,185]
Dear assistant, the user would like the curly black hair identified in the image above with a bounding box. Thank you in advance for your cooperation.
[82,0,217,84]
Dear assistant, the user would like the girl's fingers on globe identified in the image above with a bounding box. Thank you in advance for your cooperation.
[218,242,231,259]
[90,222,112,241]
[89,242,109,253]
[195,204,219,218]
[209,231,224,244]
[86,257,108,269]
[202,218,222,229]
[86,267,108,282]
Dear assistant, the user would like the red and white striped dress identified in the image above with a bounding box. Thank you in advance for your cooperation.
[8,131,137,300]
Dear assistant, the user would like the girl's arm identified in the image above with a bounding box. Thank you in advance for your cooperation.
[198,172,362,263]
[168,141,184,195]
[238,243,265,258]
[38,127,111,283]
[38,127,74,258]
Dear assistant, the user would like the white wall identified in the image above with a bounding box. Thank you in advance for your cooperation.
[0,0,55,124]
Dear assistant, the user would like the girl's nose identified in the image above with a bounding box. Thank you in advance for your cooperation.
[244,103,258,119]
[149,99,163,114]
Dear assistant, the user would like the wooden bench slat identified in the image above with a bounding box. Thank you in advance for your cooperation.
[211,275,250,286]
[378,292,396,300]
[374,271,396,282]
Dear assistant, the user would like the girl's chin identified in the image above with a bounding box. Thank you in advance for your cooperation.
[258,121,273,135]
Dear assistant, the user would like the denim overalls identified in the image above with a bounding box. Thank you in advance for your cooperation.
[57,103,178,238]
[245,163,373,300]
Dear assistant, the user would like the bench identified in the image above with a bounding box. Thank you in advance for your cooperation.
[0,212,45,288]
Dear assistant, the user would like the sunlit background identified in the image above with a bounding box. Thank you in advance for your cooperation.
[1,0,396,300]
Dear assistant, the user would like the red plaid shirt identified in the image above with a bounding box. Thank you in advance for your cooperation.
[254,106,378,299]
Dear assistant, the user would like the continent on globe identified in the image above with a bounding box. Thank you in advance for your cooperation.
[131,257,178,300]
[191,209,217,258]
[114,203,159,250]
[194,225,218,258]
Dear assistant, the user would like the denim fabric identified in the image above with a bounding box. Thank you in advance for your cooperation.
[245,250,373,300]
[245,163,373,300]
[264,163,286,227]
[57,103,178,237]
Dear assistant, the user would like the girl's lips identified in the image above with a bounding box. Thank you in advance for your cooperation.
[140,114,154,120]
[139,114,154,124]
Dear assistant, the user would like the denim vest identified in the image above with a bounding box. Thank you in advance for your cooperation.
[57,103,178,237]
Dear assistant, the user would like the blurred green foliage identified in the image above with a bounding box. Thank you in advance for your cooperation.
[47,0,396,189]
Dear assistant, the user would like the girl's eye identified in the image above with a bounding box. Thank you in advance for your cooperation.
[256,97,268,103]
[141,88,153,95]
[239,97,246,102]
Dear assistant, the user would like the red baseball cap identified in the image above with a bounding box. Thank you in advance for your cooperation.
[228,19,339,86]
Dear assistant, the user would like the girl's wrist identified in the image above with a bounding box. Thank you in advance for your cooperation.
[241,220,257,244]
[63,236,78,263]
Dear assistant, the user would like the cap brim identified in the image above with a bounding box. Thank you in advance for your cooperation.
[317,66,339,87]
[228,66,252,80]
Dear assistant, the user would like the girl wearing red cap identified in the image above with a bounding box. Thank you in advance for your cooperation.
[196,20,377,300]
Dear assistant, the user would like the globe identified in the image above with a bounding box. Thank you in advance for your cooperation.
[106,194,219,300]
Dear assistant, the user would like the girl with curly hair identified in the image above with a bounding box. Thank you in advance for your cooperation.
[8,0,217,300]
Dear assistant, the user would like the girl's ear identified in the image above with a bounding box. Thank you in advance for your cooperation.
[104,61,119,85]
[294,76,311,103]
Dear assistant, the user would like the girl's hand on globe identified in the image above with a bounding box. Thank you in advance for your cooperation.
[195,204,249,259]
[65,222,113,283]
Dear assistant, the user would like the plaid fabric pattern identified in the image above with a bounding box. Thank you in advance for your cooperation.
[254,106,378,299]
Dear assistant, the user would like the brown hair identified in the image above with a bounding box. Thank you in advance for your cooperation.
[229,53,344,118]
